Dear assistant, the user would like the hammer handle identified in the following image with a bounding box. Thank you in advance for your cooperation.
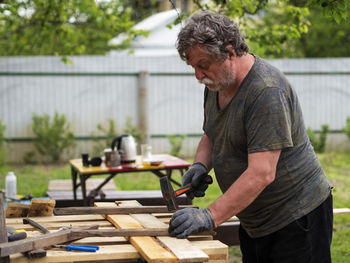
[23,218,50,234]
[174,175,213,197]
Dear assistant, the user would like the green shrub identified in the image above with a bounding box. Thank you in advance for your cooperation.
[0,120,6,165]
[32,112,76,163]
[343,116,350,141]
[92,117,145,156]
[23,151,37,164]
[307,124,329,153]
[167,134,186,157]
[123,116,145,145]
[92,119,119,156]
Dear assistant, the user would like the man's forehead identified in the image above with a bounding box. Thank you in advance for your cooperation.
[186,46,213,66]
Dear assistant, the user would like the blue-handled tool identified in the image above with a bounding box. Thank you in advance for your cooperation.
[53,244,99,252]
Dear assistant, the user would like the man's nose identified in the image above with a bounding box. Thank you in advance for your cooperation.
[195,68,205,80]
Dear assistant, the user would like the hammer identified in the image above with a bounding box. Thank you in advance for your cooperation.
[160,175,213,211]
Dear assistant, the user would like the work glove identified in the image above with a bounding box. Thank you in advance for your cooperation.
[169,208,215,238]
[182,162,209,200]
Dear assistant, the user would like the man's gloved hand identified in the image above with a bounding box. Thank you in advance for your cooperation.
[182,162,209,199]
[169,208,215,238]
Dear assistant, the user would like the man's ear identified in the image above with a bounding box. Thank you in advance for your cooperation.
[226,45,236,60]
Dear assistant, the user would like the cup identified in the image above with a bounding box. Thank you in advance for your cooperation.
[141,144,152,165]
[110,151,121,167]
[104,148,112,166]
[82,153,89,167]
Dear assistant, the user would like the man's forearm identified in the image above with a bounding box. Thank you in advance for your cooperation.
[194,134,213,170]
[208,149,281,226]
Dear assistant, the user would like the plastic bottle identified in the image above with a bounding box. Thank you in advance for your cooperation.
[5,171,17,200]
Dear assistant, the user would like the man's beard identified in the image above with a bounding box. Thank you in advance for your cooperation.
[198,68,236,92]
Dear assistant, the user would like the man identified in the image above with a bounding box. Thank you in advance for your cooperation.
[168,11,333,263]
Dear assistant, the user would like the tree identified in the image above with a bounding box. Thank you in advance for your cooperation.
[1,0,348,59]
[122,0,159,22]
[189,0,348,58]
[0,0,145,58]
[295,5,350,57]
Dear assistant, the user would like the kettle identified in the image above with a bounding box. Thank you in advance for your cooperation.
[111,134,137,163]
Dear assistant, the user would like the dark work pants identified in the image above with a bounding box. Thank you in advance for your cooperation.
[239,193,333,263]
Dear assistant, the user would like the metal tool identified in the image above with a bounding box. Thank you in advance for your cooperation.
[53,244,99,252]
[23,218,50,234]
[160,175,213,211]
[6,226,27,242]
[22,218,99,252]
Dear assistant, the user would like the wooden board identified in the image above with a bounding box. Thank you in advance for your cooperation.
[95,201,178,263]
[48,179,117,191]
[107,200,210,263]
[27,199,56,217]
[8,200,228,263]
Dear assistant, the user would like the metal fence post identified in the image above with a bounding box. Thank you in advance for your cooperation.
[138,71,149,145]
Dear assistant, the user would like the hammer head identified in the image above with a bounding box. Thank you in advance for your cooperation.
[160,176,178,211]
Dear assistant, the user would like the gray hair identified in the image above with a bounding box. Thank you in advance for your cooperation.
[176,11,249,61]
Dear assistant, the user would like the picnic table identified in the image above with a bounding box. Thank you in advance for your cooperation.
[69,154,190,206]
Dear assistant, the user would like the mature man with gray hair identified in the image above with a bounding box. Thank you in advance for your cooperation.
[168,11,333,263]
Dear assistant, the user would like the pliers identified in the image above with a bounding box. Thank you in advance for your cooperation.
[53,244,99,252]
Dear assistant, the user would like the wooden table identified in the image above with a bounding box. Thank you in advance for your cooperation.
[70,154,190,206]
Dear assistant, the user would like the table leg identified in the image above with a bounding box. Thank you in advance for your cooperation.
[152,169,181,187]
[71,166,78,200]
[87,173,117,204]
[80,175,88,206]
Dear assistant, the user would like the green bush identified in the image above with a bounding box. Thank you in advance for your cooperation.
[92,117,145,156]
[92,119,119,156]
[123,116,145,145]
[343,116,350,141]
[307,124,330,153]
[0,120,6,165]
[167,134,186,157]
[32,112,76,163]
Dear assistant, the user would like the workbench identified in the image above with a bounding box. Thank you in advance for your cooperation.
[68,154,190,206]
[5,200,230,263]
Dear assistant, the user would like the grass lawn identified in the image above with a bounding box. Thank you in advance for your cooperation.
[0,152,349,262]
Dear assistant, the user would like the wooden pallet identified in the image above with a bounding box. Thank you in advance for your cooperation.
[6,201,228,263]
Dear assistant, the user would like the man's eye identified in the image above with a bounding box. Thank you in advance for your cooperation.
[199,64,210,70]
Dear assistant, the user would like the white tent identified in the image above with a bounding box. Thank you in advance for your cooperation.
[108,9,182,56]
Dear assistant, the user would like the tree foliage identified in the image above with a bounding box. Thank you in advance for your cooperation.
[0,0,348,58]
[190,0,348,58]
[294,5,350,58]
[0,0,143,58]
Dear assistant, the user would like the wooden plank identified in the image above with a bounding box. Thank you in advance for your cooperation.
[10,240,229,263]
[72,235,128,245]
[95,202,178,263]
[130,214,168,229]
[117,201,210,263]
[129,208,209,262]
[6,214,105,224]
[0,226,98,257]
[48,179,116,191]
[7,220,112,232]
[5,203,30,218]
[158,236,209,262]
[334,208,350,214]
[0,194,10,263]
[10,244,140,263]
[190,240,228,263]
[54,205,196,215]
[27,199,56,217]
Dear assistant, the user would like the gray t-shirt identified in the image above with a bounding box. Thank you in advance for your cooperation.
[203,56,331,238]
